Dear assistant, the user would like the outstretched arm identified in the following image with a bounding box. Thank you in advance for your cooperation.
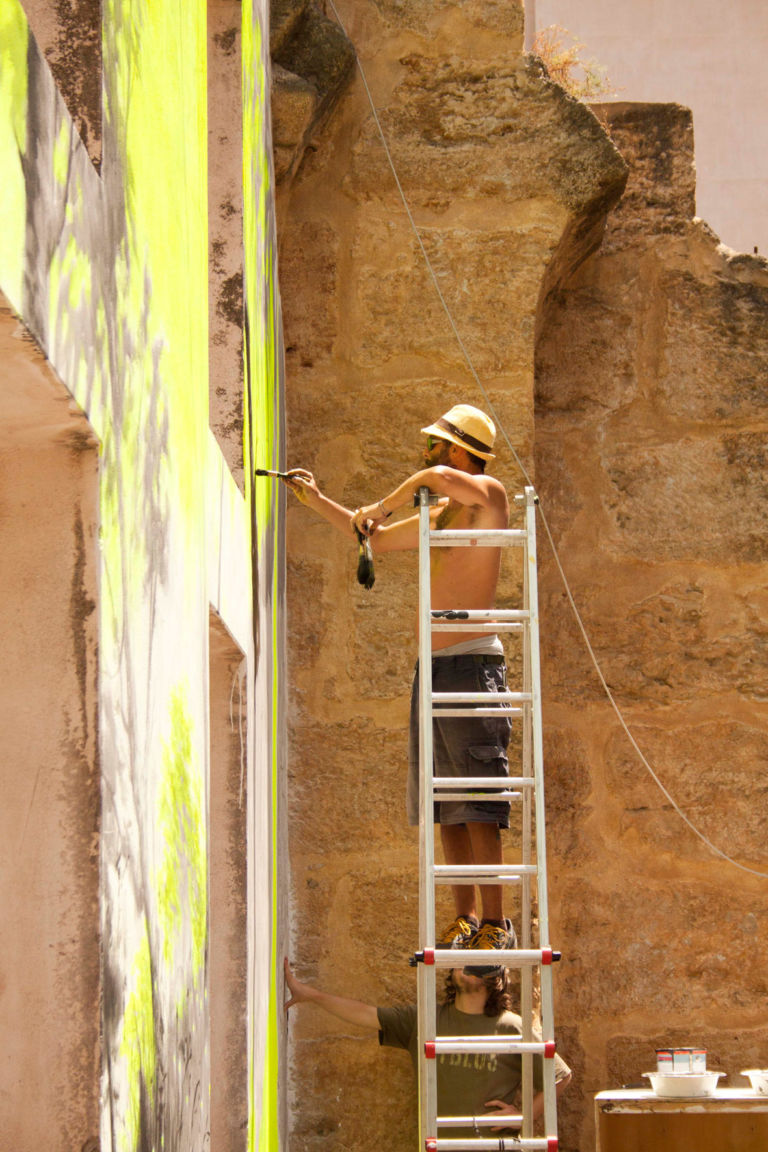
[281,469,358,539]
[283,958,379,1030]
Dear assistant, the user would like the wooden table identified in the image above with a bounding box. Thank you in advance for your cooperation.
[595,1088,768,1152]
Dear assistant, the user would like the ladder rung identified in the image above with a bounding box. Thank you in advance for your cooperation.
[432,692,530,704]
[434,864,537,884]
[430,529,527,547]
[436,1115,522,1129]
[435,876,522,886]
[431,610,531,621]
[429,1140,557,1151]
[431,622,523,633]
[434,791,522,802]
[433,776,534,789]
[425,948,556,968]
[427,1038,555,1056]
[432,708,522,718]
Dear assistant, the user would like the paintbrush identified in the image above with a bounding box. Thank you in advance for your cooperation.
[354,527,375,590]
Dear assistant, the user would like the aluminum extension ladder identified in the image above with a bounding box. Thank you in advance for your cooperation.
[413,485,559,1152]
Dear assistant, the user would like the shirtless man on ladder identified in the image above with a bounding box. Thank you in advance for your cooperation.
[284,403,515,954]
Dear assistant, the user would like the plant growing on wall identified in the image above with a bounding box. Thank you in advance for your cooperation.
[532,24,617,101]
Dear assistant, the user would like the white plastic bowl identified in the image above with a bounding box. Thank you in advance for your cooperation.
[741,1069,768,1095]
[643,1071,723,1098]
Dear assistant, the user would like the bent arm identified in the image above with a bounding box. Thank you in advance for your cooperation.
[354,466,506,535]
[531,1071,571,1120]
[532,1070,572,1120]
[283,958,379,1029]
[485,1063,571,1127]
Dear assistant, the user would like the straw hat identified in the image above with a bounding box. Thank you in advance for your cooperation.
[421,403,496,460]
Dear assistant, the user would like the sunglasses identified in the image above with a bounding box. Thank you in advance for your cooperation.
[426,436,449,450]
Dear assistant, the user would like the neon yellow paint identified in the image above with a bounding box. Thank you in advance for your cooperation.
[156,686,207,982]
[0,0,28,312]
[120,923,157,1152]
[243,3,284,1147]
[114,0,208,542]
[258,563,281,1152]
[243,1,282,537]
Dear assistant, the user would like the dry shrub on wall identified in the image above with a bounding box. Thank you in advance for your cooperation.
[532,24,617,101]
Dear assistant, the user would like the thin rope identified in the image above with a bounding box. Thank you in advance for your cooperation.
[327,0,768,881]
[537,510,768,880]
[327,0,534,488]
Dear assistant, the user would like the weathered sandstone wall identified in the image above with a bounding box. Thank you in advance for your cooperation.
[535,102,768,1150]
[277,2,629,1149]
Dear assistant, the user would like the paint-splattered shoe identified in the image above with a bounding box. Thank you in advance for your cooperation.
[464,919,517,975]
[437,915,480,948]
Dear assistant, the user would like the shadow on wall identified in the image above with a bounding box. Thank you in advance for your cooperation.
[0,295,100,1152]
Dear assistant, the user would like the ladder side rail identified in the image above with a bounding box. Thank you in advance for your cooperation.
[417,487,438,1148]
[525,488,558,1140]
[520,498,534,1137]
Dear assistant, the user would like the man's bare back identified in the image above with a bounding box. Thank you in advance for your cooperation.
[428,491,507,648]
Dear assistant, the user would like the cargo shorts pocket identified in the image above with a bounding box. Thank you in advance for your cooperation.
[466,744,508,783]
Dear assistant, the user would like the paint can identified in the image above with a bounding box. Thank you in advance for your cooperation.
[658,1047,707,1073]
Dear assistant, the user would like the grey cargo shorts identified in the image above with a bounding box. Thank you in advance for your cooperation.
[407,652,512,828]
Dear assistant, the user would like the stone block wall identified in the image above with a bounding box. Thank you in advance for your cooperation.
[535,102,768,1150]
[279,7,768,1151]
[277,2,628,1149]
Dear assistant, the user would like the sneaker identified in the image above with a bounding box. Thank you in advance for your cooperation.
[467,919,516,951]
[437,915,479,948]
[465,919,517,976]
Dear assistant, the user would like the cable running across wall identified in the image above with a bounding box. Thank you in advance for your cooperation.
[326,0,768,881]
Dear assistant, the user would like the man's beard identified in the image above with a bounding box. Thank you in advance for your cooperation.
[454,968,486,993]
[423,443,449,468]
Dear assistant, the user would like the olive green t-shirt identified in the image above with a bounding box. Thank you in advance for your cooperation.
[378,1002,569,1133]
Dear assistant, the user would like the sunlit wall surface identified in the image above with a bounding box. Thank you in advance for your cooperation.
[0,1,285,1148]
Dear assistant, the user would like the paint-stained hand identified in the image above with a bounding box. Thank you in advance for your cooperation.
[350,503,387,536]
[281,468,317,505]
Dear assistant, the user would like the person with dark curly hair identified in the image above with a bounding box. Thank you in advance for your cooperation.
[442,964,517,1018]
[284,958,570,1135]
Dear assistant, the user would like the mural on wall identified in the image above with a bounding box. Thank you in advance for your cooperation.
[0,0,285,1149]
[243,0,286,1147]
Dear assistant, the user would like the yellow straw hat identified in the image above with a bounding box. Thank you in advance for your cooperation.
[421,403,496,460]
